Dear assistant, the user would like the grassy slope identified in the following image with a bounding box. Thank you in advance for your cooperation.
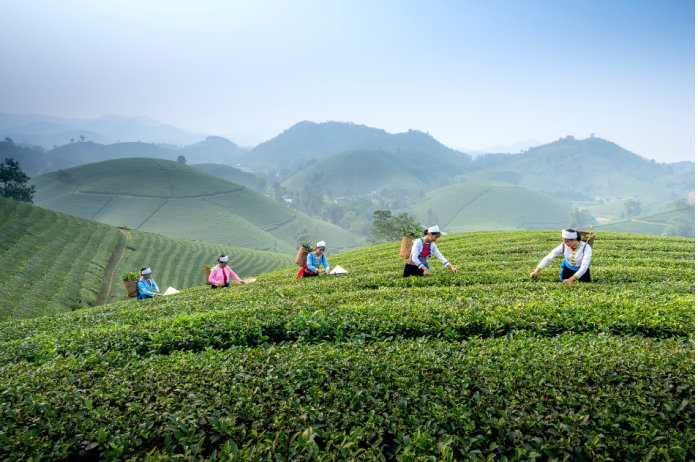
[0,230,693,460]
[412,181,570,233]
[593,205,695,235]
[192,163,258,189]
[0,197,293,320]
[282,149,428,194]
[29,157,363,254]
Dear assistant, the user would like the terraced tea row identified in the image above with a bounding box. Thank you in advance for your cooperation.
[1,335,692,461]
[0,198,294,319]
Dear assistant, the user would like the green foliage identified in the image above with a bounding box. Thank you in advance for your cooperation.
[0,158,35,203]
[368,210,420,244]
[0,230,693,460]
[400,225,423,239]
[624,198,642,217]
[568,207,597,228]
[176,155,187,164]
[121,271,139,281]
[296,235,314,251]
[666,198,689,210]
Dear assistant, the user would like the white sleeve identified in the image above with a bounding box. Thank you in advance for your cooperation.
[431,243,449,266]
[575,243,592,277]
[410,239,424,268]
[538,244,564,269]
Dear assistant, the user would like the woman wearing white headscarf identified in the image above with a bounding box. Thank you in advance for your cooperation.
[301,241,330,278]
[209,254,246,289]
[137,267,162,299]
[404,225,457,277]
[529,229,593,283]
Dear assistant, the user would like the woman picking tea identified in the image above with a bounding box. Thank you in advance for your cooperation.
[404,226,457,277]
[529,229,593,283]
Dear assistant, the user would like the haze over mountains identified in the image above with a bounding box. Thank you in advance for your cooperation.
[2,113,693,242]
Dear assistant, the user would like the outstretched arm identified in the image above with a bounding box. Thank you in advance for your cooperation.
[530,244,563,279]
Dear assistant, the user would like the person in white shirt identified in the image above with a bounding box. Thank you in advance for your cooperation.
[529,229,593,283]
[404,225,458,277]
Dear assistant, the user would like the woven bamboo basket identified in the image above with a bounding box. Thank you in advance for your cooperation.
[399,236,414,260]
[123,279,139,298]
[204,268,212,285]
[295,246,311,266]
[578,231,596,248]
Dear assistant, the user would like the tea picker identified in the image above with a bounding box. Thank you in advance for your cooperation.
[137,267,162,299]
[529,229,594,283]
[209,254,246,289]
[297,241,330,278]
[404,226,457,277]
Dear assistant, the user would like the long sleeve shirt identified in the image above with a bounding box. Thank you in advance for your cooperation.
[208,265,241,285]
[137,277,159,296]
[538,241,592,278]
[306,252,329,272]
[409,238,449,269]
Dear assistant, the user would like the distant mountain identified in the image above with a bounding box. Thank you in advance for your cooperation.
[29,158,363,254]
[459,138,543,155]
[0,139,47,177]
[176,136,245,165]
[2,130,111,150]
[43,142,178,172]
[282,149,428,195]
[251,121,471,167]
[0,112,207,148]
[469,136,681,201]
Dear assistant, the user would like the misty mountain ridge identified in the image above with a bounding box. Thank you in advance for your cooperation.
[251,120,472,167]
[0,112,208,148]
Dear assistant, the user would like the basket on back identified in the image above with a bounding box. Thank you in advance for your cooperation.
[295,247,311,266]
[399,236,414,260]
[123,279,139,298]
[578,231,596,247]
[204,267,212,285]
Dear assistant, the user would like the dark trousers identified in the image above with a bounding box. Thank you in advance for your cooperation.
[302,271,318,278]
[561,266,592,282]
[137,294,153,300]
[211,282,231,289]
[403,264,425,278]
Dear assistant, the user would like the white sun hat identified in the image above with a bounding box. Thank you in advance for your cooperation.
[316,241,326,247]
[219,256,229,262]
[141,267,152,274]
[427,225,441,234]
[561,229,577,239]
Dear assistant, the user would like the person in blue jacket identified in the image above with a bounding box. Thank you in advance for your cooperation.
[303,241,330,278]
[137,267,162,299]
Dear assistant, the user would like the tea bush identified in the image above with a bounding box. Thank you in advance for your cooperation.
[0,229,693,460]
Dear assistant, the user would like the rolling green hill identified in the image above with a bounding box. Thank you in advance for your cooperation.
[411,181,570,232]
[44,141,178,171]
[282,149,428,195]
[0,197,293,321]
[0,230,693,460]
[593,205,695,236]
[29,158,364,254]
[192,163,259,190]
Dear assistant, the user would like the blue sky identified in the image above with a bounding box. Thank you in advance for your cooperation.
[0,0,694,161]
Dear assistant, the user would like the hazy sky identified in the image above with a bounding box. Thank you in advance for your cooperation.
[1,0,694,161]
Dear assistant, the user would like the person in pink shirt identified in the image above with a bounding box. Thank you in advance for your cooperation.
[208,254,246,289]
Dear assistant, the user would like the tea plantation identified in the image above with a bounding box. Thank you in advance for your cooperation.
[29,158,363,254]
[0,231,693,461]
[0,197,293,321]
